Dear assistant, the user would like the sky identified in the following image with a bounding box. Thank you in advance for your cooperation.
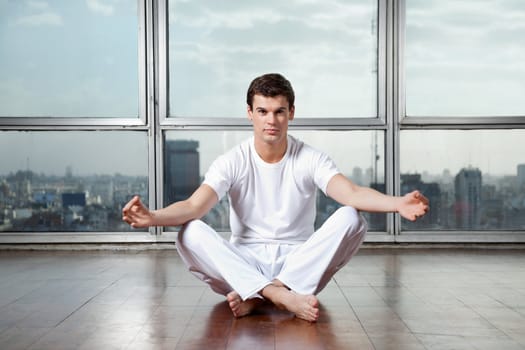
[0,0,524,178]
[168,0,377,118]
[405,0,525,116]
[0,0,138,117]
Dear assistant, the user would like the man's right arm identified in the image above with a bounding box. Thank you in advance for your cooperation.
[122,184,219,228]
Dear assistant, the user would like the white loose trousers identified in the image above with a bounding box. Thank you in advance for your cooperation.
[175,206,368,300]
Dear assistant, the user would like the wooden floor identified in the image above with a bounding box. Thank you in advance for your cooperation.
[0,248,525,350]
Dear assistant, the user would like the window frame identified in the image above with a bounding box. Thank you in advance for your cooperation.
[158,0,388,128]
[1,0,524,244]
[0,0,148,127]
[397,0,525,127]
[0,0,158,242]
[157,0,397,243]
[394,0,525,242]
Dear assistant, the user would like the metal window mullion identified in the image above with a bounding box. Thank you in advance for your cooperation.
[377,0,387,125]
[158,0,169,126]
[157,0,169,235]
[0,117,145,128]
[401,117,525,129]
[392,0,404,237]
[383,0,395,236]
[145,0,159,236]
[138,0,147,125]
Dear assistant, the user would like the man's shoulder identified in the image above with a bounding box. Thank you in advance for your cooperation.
[288,135,324,158]
[227,137,252,157]
[214,137,252,165]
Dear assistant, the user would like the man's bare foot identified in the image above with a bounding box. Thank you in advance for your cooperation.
[226,291,262,317]
[261,284,320,322]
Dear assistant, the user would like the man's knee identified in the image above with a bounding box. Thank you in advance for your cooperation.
[333,206,368,238]
[176,219,213,248]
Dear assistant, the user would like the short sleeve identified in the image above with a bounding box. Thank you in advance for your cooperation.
[202,154,234,200]
[312,151,340,195]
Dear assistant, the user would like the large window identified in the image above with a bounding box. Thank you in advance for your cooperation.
[404,0,525,117]
[164,130,386,232]
[400,0,525,237]
[1,0,524,242]
[168,0,379,118]
[0,131,148,233]
[0,1,139,117]
[400,130,525,231]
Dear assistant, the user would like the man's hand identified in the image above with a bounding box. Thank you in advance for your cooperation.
[397,190,429,221]
[122,195,154,228]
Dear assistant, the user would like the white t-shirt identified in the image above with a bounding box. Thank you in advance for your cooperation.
[203,135,340,244]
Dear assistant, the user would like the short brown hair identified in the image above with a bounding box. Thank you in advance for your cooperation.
[246,73,295,110]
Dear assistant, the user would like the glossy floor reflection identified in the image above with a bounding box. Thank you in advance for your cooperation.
[0,248,525,349]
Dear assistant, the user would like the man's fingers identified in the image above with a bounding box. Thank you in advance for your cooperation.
[122,196,145,228]
[122,195,141,214]
[414,191,429,205]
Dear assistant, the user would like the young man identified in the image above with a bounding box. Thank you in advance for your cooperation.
[122,73,429,322]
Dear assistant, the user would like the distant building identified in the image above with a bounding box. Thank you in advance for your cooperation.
[164,140,200,205]
[62,192,86,208]
[368,182,387,231]
[33,192,56,207]
[518,164,525,188]
[454,168,482,229]
[315,189,340,229]
[481,184,503,228]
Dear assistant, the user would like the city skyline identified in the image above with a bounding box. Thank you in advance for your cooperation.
[2,155,524,232]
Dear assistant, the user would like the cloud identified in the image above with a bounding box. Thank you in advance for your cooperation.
[27,0,49,10]
[9,1,62,27]
[86,0,114,16]
[14,11,63,26]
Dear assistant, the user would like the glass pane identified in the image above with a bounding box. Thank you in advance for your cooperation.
[0,131,148,232]
[400,130,525,231]
[405,0,525,117]
[164,130,386,232]
[168,0,378,118]
[0,1,139,117]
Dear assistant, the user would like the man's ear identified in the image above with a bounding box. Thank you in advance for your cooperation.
[289,106,295,121]
[247,105,253,121]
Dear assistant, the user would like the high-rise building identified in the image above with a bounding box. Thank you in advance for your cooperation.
[518,164,525,188]
[454,168,482,229]
[164,140,200,205]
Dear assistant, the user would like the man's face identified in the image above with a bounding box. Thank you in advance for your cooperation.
[247,94,295,146]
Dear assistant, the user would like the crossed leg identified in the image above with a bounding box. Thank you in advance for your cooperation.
[226,279,319,322]
[178,207,366,323]
[261,280,319,322]
[226,292,264,317]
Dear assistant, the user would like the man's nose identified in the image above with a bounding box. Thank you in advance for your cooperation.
[266,113,277,123]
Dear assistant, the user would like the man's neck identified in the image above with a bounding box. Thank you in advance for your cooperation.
[254,137,288,164]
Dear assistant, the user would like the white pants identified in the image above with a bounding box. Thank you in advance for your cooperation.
[175,206,368,300]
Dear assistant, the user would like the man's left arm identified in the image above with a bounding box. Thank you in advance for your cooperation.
[325,173,429,221]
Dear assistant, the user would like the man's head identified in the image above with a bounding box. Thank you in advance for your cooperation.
[246,73,295,111]
[246,74,295,153]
